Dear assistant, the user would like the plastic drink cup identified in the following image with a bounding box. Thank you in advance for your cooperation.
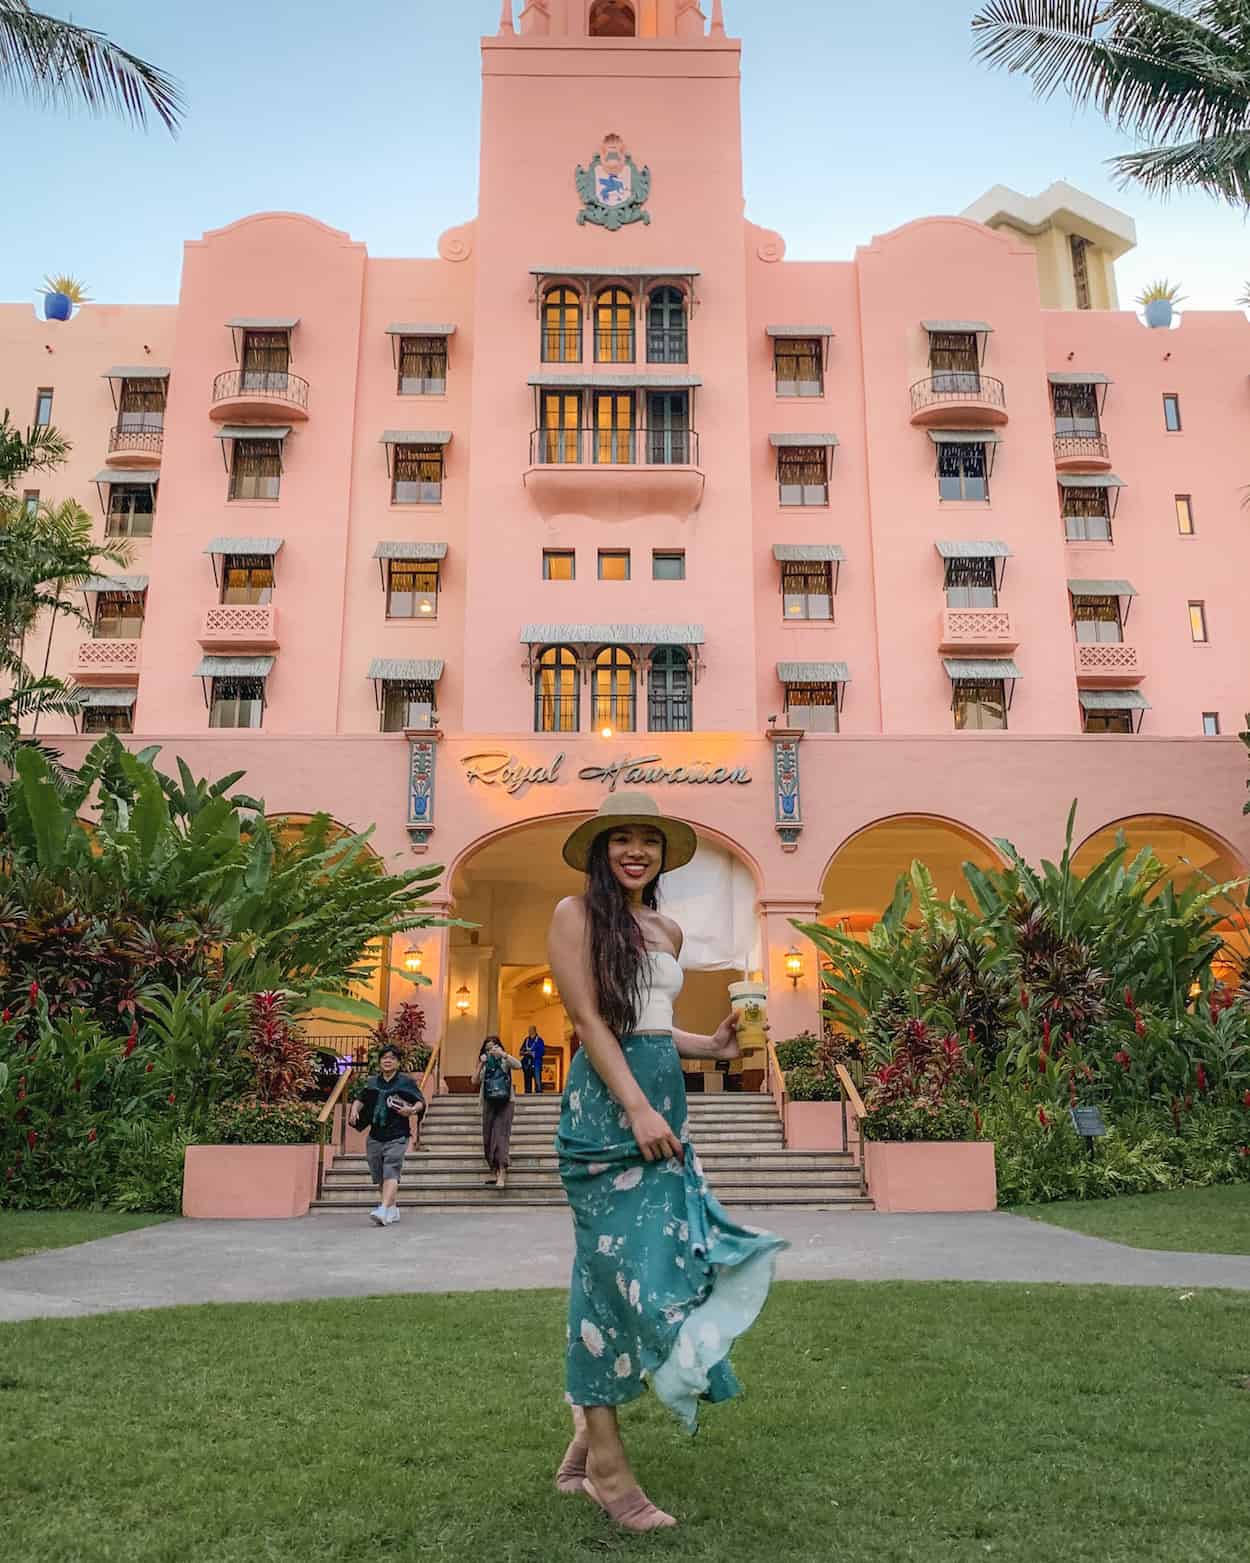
[727,979,768,1051]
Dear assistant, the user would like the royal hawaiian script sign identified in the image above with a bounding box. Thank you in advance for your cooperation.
[461,751,752,798]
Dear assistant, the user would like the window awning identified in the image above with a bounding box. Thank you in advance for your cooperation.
[521,624,704,646]
[923,319,993,334]
[373,541,447,561]
[226,316,299,330]
[79,574,149,595]
[214,425,291,442]
[778,661,850,684]
[769,432,839,448]
[367,658,445,682]
[1048,371,1111,386]
[766,325,834,338]
[75,686,139,710]
[204,537,283,557]
[194,656,275,679]
[379,429,452,445]
[385,323,456,337]
[1057,472,1124,488]
[527,372,702,389]
[102,365,169,380]
[1068,578,1137,597]
[773,544,846,562]
[1079,689,1151,711]
[943,657,1021,679]
[92,467,158,485]
[928,428,1003,445]
[936,540,1011,559]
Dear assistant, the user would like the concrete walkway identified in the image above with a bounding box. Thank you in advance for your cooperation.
[3,1208,1249,1323]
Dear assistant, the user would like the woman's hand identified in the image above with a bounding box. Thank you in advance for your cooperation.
[627,1104,684,1164]
[709,1011,743,1061]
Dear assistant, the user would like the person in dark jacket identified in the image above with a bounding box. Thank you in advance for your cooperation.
[348,1043,426,1226]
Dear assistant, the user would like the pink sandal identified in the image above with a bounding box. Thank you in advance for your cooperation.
[554,1441,588,1495]
[582,1477,677,1532]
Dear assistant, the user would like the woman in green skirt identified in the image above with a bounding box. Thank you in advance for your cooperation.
[548,792,785,1533]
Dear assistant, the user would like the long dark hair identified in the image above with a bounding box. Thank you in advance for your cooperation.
[479,1035,501,1060]
[584,831,663,1039]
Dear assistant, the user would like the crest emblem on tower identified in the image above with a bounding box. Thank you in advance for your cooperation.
[575,133,651,229]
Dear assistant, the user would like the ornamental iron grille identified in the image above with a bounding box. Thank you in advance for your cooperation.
[594,287,635,363]
[928,331,980,393]
[777,445,829,506]
[117,378,165,431]
[209,676,265,729]
[943,556,998,608]
[240,329,291,392]
[94,591,144,640]
[774,338,823,397]
[1061,485,1111,541]
[781,560,833,620]
[784,682,839,732]
[76,640,138,668]
[952,678,1006,730]
[647,287,688,364]
[542,286,582,363]
[398,336,448,396]
[82,706,133,734]
[648,646,691,732]
[106,483,155,537]
[386,562,439,618]
[229,440,281,502]
[937,442,988,502]
[1072,594,1123,643]
[593,646,637,731]
[221,555,274,605]
[382,679,436,732]
[392,444,443,504]
[535,645,579,732]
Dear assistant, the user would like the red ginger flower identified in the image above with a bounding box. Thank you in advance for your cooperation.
[1134,1017,1146,1039]
[28,981,38,1005]
[1114,1050,1131,1071]
[167,1092,176,1105]
[1020,988,1030,1009]
[145,1062,154,1074]
[1,1009,10,1022]
[87,1127,97,1143]
[1123,986,1134,1009]
[1037,1106,1050,1128]
[123,1024,138,1059]
[1196,1064,1208,1093]
[26,1129,37,1150]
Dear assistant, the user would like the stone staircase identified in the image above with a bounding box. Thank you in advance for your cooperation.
[313,1093,872,1212]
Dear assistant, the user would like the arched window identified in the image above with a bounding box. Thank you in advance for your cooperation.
[535,645,579,732]
[594,286,634,363]
[648,646,691,732]
[593,646,636,732]
[647,286,688,364]
[542,286,582,364]
[590,0,636,37]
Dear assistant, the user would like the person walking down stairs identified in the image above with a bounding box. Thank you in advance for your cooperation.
[348,1043,426,1226]
[473,1036,521,1191]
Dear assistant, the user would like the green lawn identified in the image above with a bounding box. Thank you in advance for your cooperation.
[2,1281,1248,1562]
[1017,1185,1250,1255]
[0,1211,170,1263]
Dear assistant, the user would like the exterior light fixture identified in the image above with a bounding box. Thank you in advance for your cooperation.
[455,984,471,1015]
[402,945,423,975]
[600,725,613,739]
[541,975,554,998]
[784,947,805,987]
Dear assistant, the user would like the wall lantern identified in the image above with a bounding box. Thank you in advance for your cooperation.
[541,975,554,998]
[455,984,471,1015]
[402,945,423,976]
[784,947,805,988]
[600,725,613,739]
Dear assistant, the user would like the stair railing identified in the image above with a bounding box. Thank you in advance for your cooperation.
[764,1039,789,1144]
[835,1063,869,1195]
[316,1067,354,1202]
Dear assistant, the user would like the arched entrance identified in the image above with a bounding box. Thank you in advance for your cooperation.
[445,813,763,1093]
[820,814,1006,932]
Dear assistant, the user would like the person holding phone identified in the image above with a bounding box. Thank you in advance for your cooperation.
[471,1035,522,1190]
[348,1042,426,1226]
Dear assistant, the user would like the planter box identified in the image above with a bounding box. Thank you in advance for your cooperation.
[182,1144,319,1219]
[784,1100,850,1152]
[864,1140,996,1214]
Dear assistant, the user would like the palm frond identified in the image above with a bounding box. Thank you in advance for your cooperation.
[1112,125,1250,200]
[0,411,70,486]
[0,0,184,135]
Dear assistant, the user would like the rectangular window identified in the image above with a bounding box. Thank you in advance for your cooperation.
[1202,712,1220,736]
[774,338,823,397]
[1083,709,1133,735]
[391,444,443,504]
[1188,601,1208,643]
[221,555,275,605]
[1163,394,1182,432]
[646,391,690,465]
[381,679,435,732]
[229,440,281,502]
[778,446,829,507]
[542,549,575,581]
[781,561,833,621]
[953,679,1007,731]
[22,489,39,516]
[34,388,53,426]
[397,336,447,396]
[652,550,685,581]
[928,332,980,393]
[1070,235,1091,310]
[1175,495,1195,535]
[540,390,582,464]
[592,392,635,465]
[1052,384,1100,438]
[82,705,134,735]
[209,676,264,729]
[598,550,630,581]
[93,591,144,640]
[118,378,165,432]
[1061,486,1111,542]
[648,649,692,732]
[106,482,155,538]
[944,556,998,609]
[1072,595,1123,644]
[385,561,439,618]
[937,441,988,502]
[783,683,839,733]
[240,330,291,392]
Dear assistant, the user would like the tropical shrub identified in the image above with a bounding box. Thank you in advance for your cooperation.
[210,1101,321,1146]
[784,1065,842,1103]
[775,1033,820,1071]
[245,991,315,1104]
[858,1020,982,1143]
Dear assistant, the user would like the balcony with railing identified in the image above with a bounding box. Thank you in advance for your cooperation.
[210,369,310,423]
[72,637,141,684]
[1054,430,1112,472]
[523,426,704,524]
[198,604,280,651]
[938,607,1018,654]
[1073,641,1144,684]
[106,421,164,465]
[909,373,1008,428]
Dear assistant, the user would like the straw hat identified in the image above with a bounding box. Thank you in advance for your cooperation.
[562,791,697,872]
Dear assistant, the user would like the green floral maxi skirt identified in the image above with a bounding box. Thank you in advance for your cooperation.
[556,1032,787,1433]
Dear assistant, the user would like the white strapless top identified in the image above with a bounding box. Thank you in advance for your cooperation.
[634,950,683,1033]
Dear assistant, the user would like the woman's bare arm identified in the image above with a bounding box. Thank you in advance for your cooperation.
[470,1060,484,1087]
[672,1022,739,1061]
[547,896,683,1163]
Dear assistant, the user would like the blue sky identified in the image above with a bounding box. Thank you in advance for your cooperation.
[4,0,1247,310]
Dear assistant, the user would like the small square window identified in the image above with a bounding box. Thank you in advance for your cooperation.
[34,388,53,426]
[391,444,442,505]
[953,679,1007,731]
[229,440,281,502]
[543,550,575,581]
[1202,712,1220,736]
[598,550,630,581]
[1188,601,1208,642]
[81,705,134,735]
[209,676,265,729]
[1175,494,1194,535]
[386,561,438,619]
[1163,394,1182,432]
[652,550,685,581]
[778,446,829,507]
[397,335,447,396]
[774,338,823,397]
[221,555,275,605]
[781,561,833,620]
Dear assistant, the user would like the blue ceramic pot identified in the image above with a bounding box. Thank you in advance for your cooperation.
[1144,298,1173,329]
[43,292,72,322]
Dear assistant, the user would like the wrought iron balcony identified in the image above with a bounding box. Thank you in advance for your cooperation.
[524,426,704,524]
[1074,641,1143,684]
[529,427,700,467]
[1054,431,1112,471]
[106,423,163,463]
[198,604,279,651]
[939,607,1018,654]
[210,369,310,421]
[909,374,1008,428]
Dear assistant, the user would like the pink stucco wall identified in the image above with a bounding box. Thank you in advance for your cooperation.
[3,5,1248,1061]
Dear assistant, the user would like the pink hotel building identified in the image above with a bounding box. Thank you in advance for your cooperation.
[5,0,1249,1090]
